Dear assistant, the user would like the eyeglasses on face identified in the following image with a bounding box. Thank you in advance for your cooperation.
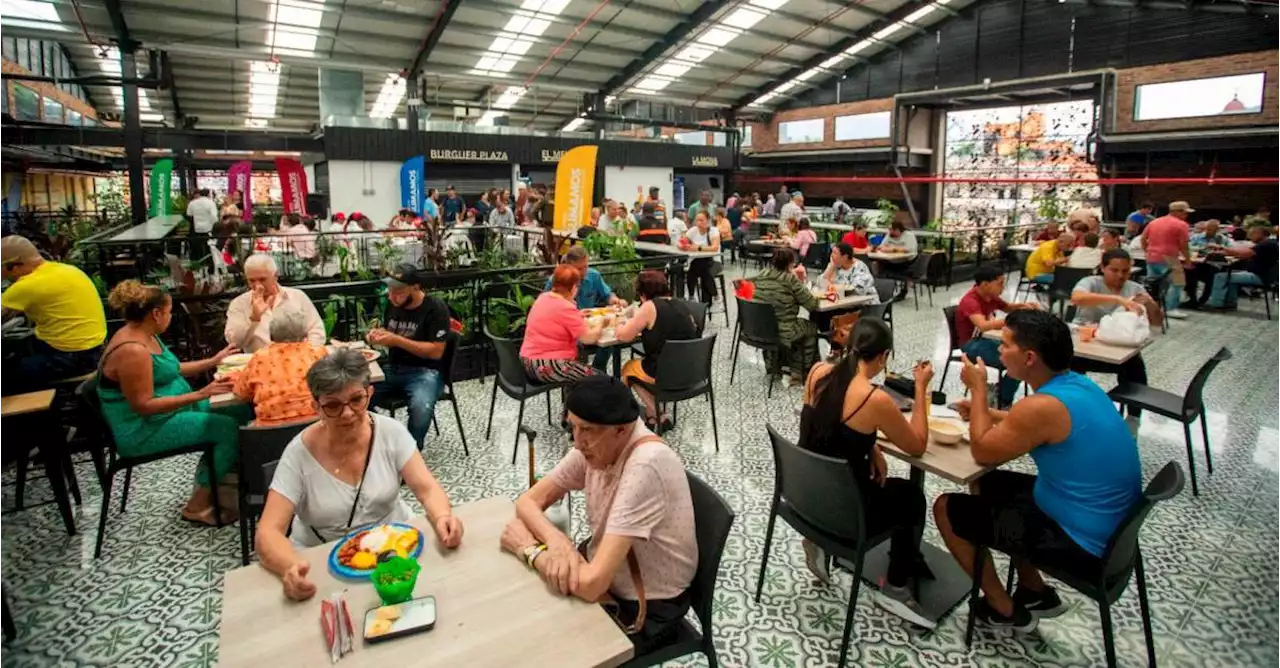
[318,392,369,417]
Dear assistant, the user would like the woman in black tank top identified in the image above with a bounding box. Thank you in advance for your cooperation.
[615,270,698,429]
[797,318,941,630]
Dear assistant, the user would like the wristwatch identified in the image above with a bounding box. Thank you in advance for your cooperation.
[522,543,547,568]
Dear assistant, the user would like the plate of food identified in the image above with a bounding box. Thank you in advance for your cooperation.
[220,353,255,367]
[359,348,381,363]
[328,523,423,579]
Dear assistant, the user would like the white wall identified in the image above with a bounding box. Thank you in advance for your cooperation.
[327,160,401,224]
[604,166,672,210]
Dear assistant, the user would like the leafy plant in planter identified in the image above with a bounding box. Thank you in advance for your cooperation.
[874,198,900,227]
[487,283,536,336]
[1033,191,1068,223]
[372,237,408,275]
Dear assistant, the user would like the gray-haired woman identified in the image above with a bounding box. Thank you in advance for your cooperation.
[232,309,328,425]
[255,349,464,601]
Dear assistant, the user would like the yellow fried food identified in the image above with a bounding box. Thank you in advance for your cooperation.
[350,551,377,570]
[375,605,402,621]
[367,619,393,637]
[395,532,418,552]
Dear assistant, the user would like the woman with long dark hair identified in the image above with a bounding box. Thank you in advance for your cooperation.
[798,317,936,629]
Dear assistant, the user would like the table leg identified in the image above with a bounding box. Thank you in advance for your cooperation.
[611,348,622,379]
[39,422,76,535]
[835,542,968,624]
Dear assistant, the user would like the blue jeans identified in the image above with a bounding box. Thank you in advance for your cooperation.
[377,366,443,448]
[1146,262,1183,311]
[960,338,1020,408]
[1031,273,1054,284]
[1208,270,1264,307]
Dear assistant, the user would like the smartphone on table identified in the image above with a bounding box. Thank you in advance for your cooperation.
[363,595,436,644]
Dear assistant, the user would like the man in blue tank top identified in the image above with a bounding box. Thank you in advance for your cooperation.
[933,310,1142,634]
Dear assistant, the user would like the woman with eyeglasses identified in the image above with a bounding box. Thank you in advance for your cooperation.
[255,349,464,602]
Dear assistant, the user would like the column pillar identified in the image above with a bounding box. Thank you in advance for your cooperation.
[120,46,147,224]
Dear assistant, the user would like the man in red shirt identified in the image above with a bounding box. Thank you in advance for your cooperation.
[840,220,871,251]
[954,265,1040,408]
[1141,201,1193,317]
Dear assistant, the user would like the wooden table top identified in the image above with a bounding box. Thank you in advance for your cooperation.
[809,291,877,313]
[209,360,386,410]
[0,389,56,417]
[219,497,634,668]
[983,327,1152,364]
[633,241,722,259]
[108,215,184,242]
[865,251,913,263]
[877,413,993,486]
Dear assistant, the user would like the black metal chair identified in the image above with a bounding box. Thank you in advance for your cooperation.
[77,377,226,559]
[620,472,734,668]
[730,297,782,398]
[1048,266,1095,318]
[372,332,469,456]
[873,278,897,333]
[964,462,1185,667]
[236,419,315,565]
[758,426,892,668]
[632,334,720,452]
[1108,347,1231,496]
[486,329,569,464]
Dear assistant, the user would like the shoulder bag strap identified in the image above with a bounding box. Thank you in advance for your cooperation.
[310,415,377,544]
[596,433,665,634]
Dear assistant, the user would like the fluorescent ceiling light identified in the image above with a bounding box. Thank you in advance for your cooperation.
[139,113,165,123]
[748,0,789,9]
[562,117,586,132]
[206,150,255,155]
[654,62,692,78]
[2,0,66,26]
[872,23,904,41]
[673,44,716,63]
[263,151,301,156]
[820,55,846,69]
[701,27,740,47]
[635,75,673,92]
[903,5,937,23]
[721,7,767,30]
[245,118,270,128]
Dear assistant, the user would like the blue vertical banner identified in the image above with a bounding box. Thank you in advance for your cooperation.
[400,155,426,215]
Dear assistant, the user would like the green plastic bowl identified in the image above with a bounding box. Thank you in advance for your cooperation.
[372,556,421,605]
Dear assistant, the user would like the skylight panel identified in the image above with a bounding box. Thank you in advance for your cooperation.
[522,0,569,14]
[2,0,64,25]
[673,45,716,63]
[654,62,692,78]
[820,55,846,69]
[844,41,872,56]
[721,7,767,30]
[635,75,673,92]
[493,86,527,110]
[370,73,406,118]
[477,110,502,126]
[701,27,740,47]
[748,0,789,9]
[562,117,586,132]
[245,118,270,128]
[274,3,323,27]
[902,5,937,23]
[795,68,822,82]
[872,23,905,41]
[774,81,798,93]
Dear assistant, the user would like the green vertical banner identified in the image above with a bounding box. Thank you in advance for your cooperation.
[149,158,174,218]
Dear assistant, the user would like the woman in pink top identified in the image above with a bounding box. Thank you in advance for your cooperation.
[520,265,605,383]
[501,377,697,655]
[789,218,818,259]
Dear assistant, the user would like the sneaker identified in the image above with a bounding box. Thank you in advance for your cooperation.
[876,583,937,630]
[1012,585,1068,619]
[801,539,832,585]
[972,597,1038,634]
[1166,308,1190,320]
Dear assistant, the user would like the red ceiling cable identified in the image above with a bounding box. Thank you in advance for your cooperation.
[735,175,1279,185]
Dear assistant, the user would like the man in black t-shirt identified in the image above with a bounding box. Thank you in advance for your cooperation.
[1207,226,1278,310]
[367,263,452,449]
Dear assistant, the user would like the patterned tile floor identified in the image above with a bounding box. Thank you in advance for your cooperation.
[2,268,1277,667]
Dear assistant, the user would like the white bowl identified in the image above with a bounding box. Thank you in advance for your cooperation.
[929,420,965,445]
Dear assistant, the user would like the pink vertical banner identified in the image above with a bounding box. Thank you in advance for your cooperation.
[227,160,254,221]
[276,157,309,214]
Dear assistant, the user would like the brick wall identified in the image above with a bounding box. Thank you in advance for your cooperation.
[2,58,100,122]
[1112,50,1278,133]
[747,98,895,153]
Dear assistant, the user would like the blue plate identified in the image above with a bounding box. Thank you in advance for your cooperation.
[327,522,424,580]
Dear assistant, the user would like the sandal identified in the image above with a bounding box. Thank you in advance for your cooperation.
[181,505,238,527]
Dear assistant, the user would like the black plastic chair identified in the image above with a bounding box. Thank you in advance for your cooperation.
[1108,347,1231,496]
[1049,266,1095,318]
[621,472,734,668]
[964,462,1185,668]
[372,332,469,456]
[707,260,730,327]
[873,278,897,333]
[630,299,706,359]
[906,252,935,309]
[486,329,569,463]
[758,426,892,668]
[632,334,720,452]
[730,298,782,398]
[802,242,831,271]
[939,306,966,390]
[77,377,225,559]
[1142,272,1171,333]
[236,419,315,565]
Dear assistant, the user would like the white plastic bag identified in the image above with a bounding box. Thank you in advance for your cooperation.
[1096,309,1150,346]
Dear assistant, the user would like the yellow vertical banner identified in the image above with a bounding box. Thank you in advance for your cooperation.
[553,145,597,232]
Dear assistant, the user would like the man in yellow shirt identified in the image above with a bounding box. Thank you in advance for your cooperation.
[1,235,107,393]
[1024,232,1076,284]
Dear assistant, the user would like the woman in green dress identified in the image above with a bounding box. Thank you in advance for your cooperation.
[97,280,247,525]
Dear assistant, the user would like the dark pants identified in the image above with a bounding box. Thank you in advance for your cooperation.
[577,540,692,657]
[731,228,748,262]
[1183,262,1222,307]
[961,337,1020,408]
[188,232,210,264]
[863,477,927,587]
[1072,354,1148,417]
[686,258,717,304]
[2,339,102,396]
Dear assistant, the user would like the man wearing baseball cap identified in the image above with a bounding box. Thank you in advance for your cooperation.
[1140,201,1194,318]
[0,235,107,393]
[367,263,453,449]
